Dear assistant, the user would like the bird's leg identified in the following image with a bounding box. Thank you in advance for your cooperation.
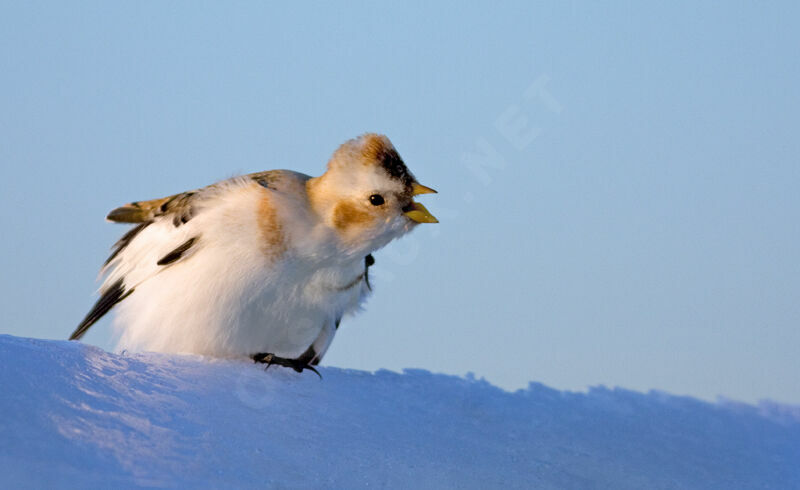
[251,352,321,378]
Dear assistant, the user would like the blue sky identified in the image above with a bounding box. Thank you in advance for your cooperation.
[2,1,798,404]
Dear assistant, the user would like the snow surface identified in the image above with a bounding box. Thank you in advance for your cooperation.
[0,334,798,489]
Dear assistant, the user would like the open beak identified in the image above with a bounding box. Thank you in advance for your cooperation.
[404,183,439,223]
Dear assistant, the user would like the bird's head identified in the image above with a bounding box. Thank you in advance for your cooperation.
[308,133,438,254]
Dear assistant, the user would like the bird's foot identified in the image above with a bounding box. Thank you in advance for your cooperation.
[251,352,321,378]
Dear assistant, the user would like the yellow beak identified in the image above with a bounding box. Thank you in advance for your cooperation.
[404,201,439,223]
[412,182,438,196]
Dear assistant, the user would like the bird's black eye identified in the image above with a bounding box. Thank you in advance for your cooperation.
[369,194,385,206]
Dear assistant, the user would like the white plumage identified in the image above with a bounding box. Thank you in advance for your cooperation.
[71,134,437,372]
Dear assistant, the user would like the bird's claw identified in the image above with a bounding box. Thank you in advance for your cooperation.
[251,353,322,378]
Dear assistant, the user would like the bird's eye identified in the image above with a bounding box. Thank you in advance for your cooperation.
[369,194,385,206]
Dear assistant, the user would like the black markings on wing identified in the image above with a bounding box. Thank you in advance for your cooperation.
[157,237,198,266]
[70,279,133,341]
[104,190,200,266]
[105,222,150,266]
[249,170,282,190]
[165,194,196,227]
[76,173,276,341]
[73,235,199,341]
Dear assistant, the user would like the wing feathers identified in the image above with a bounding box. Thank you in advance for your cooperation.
[74,171,286,341]
[70,279,133,340]
[156,237,198,266]
[105,171,282,225]
[104,222,150,266]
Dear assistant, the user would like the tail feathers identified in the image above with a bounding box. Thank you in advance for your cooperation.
[106,192,196,226]
[70,279,133,341]
[106,196,174,223]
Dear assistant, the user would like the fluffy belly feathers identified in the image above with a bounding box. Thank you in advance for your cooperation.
[112,242,366,359]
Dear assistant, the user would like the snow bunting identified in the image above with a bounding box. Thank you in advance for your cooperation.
[70,133,437,374]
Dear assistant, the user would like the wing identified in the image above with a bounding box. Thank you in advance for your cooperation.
[105,171,284,224]
[70,279,133,340]
[70,170,288,341]
[70,228,202,340]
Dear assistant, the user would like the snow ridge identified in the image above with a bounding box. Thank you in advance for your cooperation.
[0,334,798,489]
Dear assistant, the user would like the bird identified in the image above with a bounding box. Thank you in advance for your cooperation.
[69,133,438,374]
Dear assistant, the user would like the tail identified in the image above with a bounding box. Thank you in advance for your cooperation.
[69,279,134,340]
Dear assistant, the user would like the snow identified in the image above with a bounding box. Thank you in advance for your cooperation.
[0,334,798,489]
